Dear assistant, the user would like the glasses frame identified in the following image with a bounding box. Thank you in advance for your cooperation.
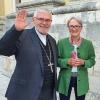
[68,25,82,29]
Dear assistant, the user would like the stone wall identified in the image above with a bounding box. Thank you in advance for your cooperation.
[0,16,5,38]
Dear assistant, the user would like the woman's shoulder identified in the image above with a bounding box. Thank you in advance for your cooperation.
[58,37,69,43]
[83,38,92,44]
[82,38,94,49]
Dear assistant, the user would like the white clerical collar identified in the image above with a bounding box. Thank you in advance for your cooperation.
[35,27,46,46]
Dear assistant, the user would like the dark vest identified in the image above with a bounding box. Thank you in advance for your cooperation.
[40,37,55,89]
[37,35,55,100]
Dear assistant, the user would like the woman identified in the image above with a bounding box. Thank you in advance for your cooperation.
[57,17,95,100]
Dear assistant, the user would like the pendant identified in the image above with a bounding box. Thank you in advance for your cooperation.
[48,62,54,73]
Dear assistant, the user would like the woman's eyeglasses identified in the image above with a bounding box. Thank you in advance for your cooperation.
[68,25,82,29]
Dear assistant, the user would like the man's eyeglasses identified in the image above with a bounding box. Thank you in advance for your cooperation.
[68,25,82,29]
[35,17,52,23]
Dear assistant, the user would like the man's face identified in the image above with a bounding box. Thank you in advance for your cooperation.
[68,19,82,38]
[33,11,52,35]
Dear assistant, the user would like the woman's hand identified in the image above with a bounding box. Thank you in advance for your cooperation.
[67,58,84,66]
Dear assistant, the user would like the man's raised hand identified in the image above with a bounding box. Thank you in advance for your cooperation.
[15,9,28,31]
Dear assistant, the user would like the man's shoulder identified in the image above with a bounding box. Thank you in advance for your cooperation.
[23,27,35,33]
[18,28,35,41]
[48,34,56,41]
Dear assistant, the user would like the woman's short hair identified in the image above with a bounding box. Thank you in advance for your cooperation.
[67,17,83,27]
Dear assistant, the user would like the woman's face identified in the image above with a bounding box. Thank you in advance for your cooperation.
[68,19,82,38]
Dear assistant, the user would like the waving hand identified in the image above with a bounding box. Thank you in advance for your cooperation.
[15,9,28,31]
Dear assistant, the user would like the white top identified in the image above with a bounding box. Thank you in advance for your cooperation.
[71,44,78,72]
[35,27,46,46]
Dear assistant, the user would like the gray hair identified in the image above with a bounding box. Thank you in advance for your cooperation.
[67,17,83,27]
[34,8,52,17]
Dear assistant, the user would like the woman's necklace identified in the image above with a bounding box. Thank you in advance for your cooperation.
[69,36,82,47]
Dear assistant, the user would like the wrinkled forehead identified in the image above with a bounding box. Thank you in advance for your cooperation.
[69,19,81,25]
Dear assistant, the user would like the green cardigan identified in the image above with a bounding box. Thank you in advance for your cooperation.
[57,37,95,96]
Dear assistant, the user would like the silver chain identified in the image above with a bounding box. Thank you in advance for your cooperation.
[40,41,54,73]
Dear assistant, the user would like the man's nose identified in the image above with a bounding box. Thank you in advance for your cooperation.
[42,20,47,24]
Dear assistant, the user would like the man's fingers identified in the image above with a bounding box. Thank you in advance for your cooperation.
[16,9,27,21]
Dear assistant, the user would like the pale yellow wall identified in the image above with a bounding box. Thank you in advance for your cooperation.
[0,0,5,16]
[0,0,16,16]
[4,0,16,15]
[65,0,70,4]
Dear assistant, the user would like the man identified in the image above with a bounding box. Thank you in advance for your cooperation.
[0,9,57,100]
